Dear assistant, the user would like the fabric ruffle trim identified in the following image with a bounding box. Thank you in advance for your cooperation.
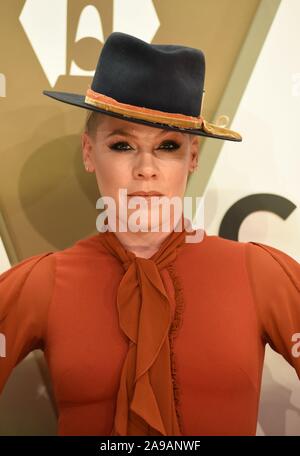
[166,262,185,435]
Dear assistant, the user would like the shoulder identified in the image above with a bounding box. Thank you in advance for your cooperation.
[0,252,56,323]
[45,233,125,282]
[0,251,56,292]
[0,231,108,303]
[179,229,246,263]
[55,232,115,261]
[245,241,300,293]
[179,231,300,290]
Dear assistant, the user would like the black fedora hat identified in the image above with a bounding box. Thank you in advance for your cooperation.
[43,32,242,142]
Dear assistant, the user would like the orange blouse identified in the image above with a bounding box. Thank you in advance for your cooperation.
[0,231,299,435]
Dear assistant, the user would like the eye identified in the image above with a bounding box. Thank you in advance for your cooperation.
[109,141,132,151]
[108,139,181,151]
[158,140,180,150]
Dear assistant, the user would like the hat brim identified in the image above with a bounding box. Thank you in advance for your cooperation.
[43,90,242,142]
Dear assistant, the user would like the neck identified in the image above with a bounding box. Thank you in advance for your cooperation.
[107,213,185,259]
[114,230,171,259]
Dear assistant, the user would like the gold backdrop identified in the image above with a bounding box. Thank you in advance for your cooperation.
[0,0,263,435]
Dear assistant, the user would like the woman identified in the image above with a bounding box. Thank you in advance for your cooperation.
[0,32,299,436]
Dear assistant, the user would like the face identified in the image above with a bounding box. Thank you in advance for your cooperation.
[82,113,199,232]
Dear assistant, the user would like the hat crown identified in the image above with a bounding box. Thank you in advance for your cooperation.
[91,32,205,117]
[42,32,242,141]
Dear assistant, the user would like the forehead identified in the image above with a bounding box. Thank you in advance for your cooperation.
[97,114,187,139]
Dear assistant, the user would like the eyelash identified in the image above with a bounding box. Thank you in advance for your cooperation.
[108,140,181,151]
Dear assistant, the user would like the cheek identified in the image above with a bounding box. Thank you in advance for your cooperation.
[94,154,129,192]
[166,162,189,192]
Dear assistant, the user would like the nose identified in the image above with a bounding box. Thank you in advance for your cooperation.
[132,150,159,180]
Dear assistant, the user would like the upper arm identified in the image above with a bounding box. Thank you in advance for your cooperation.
[0,252,56,394]
[245,241,300,379]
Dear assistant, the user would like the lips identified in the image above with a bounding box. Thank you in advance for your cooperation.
[128,191,163,196]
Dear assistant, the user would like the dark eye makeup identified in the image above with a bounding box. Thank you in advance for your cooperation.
[108,140,181,151]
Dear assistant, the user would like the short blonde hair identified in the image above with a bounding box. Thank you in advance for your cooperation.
[84,110,104,139]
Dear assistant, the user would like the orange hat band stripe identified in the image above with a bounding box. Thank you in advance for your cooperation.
[84,88,203,129]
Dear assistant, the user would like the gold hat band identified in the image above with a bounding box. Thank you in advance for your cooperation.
[84,88,203,129]
[84,88,242,141]
[201,118,242,140]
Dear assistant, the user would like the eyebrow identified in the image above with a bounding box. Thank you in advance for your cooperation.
[105,128,182,139]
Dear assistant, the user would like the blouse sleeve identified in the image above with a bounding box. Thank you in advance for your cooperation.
[0,252,55,395]
[245,241,300,380]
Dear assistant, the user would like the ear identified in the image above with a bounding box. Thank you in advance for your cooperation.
[188,135,200,172]
[81,131,95,172]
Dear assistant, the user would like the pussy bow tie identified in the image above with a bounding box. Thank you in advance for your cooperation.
[99,218,194,435]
